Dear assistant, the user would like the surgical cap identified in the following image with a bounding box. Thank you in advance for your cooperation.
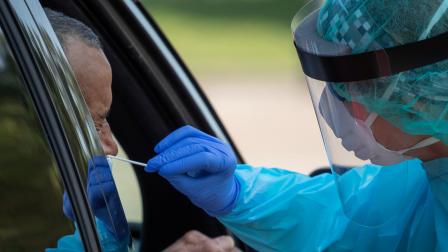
[318,0,448,143]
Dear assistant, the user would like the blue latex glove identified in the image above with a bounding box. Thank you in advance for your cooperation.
[146,125,240,216]
[63,156,129,240]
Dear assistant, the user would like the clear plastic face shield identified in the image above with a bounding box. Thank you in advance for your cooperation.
[292,0,448,226]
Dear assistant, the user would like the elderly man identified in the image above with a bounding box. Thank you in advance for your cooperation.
[44,8,237,252]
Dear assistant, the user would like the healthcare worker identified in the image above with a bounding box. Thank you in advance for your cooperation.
[146,0,448,251]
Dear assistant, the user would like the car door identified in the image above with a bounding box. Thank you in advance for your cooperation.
[0,1,101,251]
[41,0,250,251]
[0,0,135,251]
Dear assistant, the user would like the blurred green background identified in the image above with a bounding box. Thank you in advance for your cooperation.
[138,0,327,173]
[143,0,305,74]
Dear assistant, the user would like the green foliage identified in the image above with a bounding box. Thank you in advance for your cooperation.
[142,0,306,73]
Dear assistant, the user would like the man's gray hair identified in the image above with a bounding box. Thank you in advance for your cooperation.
[44,8,102,50]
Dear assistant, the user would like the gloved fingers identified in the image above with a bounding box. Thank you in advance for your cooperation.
[62,192,75,221]
[146,143,210,172]
[159,136,224,156]
[87,156,110,172]
[155,125,221,153]
[160,137,235,171]
[88,169,114,187]
[88,189,108,210]
[158,151,222,177]
[87,181,116,209]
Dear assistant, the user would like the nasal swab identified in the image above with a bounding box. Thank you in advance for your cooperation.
[107,155,146,168]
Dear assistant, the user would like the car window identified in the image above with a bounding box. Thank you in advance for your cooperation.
[38,5,135,250]
[0,27,76,250]
[111,142,143,224]
[28,4,133,251]
[109,142,143,249]
[143,0,327,174]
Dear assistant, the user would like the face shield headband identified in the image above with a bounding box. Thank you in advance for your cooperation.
[294,10,448,83]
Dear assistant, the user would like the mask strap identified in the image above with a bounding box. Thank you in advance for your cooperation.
[382,75,401,100]
[419,0,448,40]
[398,137,440,155]
[365,113,378,127]
[365,74,402,127]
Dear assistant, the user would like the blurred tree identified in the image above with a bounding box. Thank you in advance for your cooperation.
[143,0,306,73]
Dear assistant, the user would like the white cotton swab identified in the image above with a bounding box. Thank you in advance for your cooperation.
[107,155,146,168]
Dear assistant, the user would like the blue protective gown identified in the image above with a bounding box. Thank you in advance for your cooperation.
[46,218,130,252]
[219,158,448,251]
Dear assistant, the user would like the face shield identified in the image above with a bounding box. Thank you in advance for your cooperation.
[292,0,448,226]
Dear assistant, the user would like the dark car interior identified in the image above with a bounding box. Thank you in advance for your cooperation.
[41,0,241,251]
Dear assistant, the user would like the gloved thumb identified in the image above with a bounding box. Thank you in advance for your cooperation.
[63,192,75,221]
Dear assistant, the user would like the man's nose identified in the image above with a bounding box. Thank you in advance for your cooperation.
[101,132,118,156]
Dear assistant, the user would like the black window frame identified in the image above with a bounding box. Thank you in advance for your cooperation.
[0,1,103,251]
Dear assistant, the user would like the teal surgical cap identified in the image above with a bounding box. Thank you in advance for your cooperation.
[318,0,448,143]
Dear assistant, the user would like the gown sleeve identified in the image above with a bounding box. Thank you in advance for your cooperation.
[422,158,448,252]
[219,160,428,252]
[46,218,131,252]
[219,164,346,251]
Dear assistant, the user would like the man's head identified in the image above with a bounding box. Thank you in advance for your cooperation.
[45,8,118,156]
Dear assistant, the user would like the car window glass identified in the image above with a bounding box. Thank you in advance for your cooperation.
[111,142,143,224]
[43,11,135,249]
[108,142,143,250]
[87,155,133,251]
[0,27,78,251]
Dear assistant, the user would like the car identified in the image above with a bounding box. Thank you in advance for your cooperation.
[0,0,253,251]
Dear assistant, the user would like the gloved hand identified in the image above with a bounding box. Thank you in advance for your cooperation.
[146,125,240,216]
[63,156,129,240]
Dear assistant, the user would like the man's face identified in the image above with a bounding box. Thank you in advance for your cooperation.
[65,36,118,156]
